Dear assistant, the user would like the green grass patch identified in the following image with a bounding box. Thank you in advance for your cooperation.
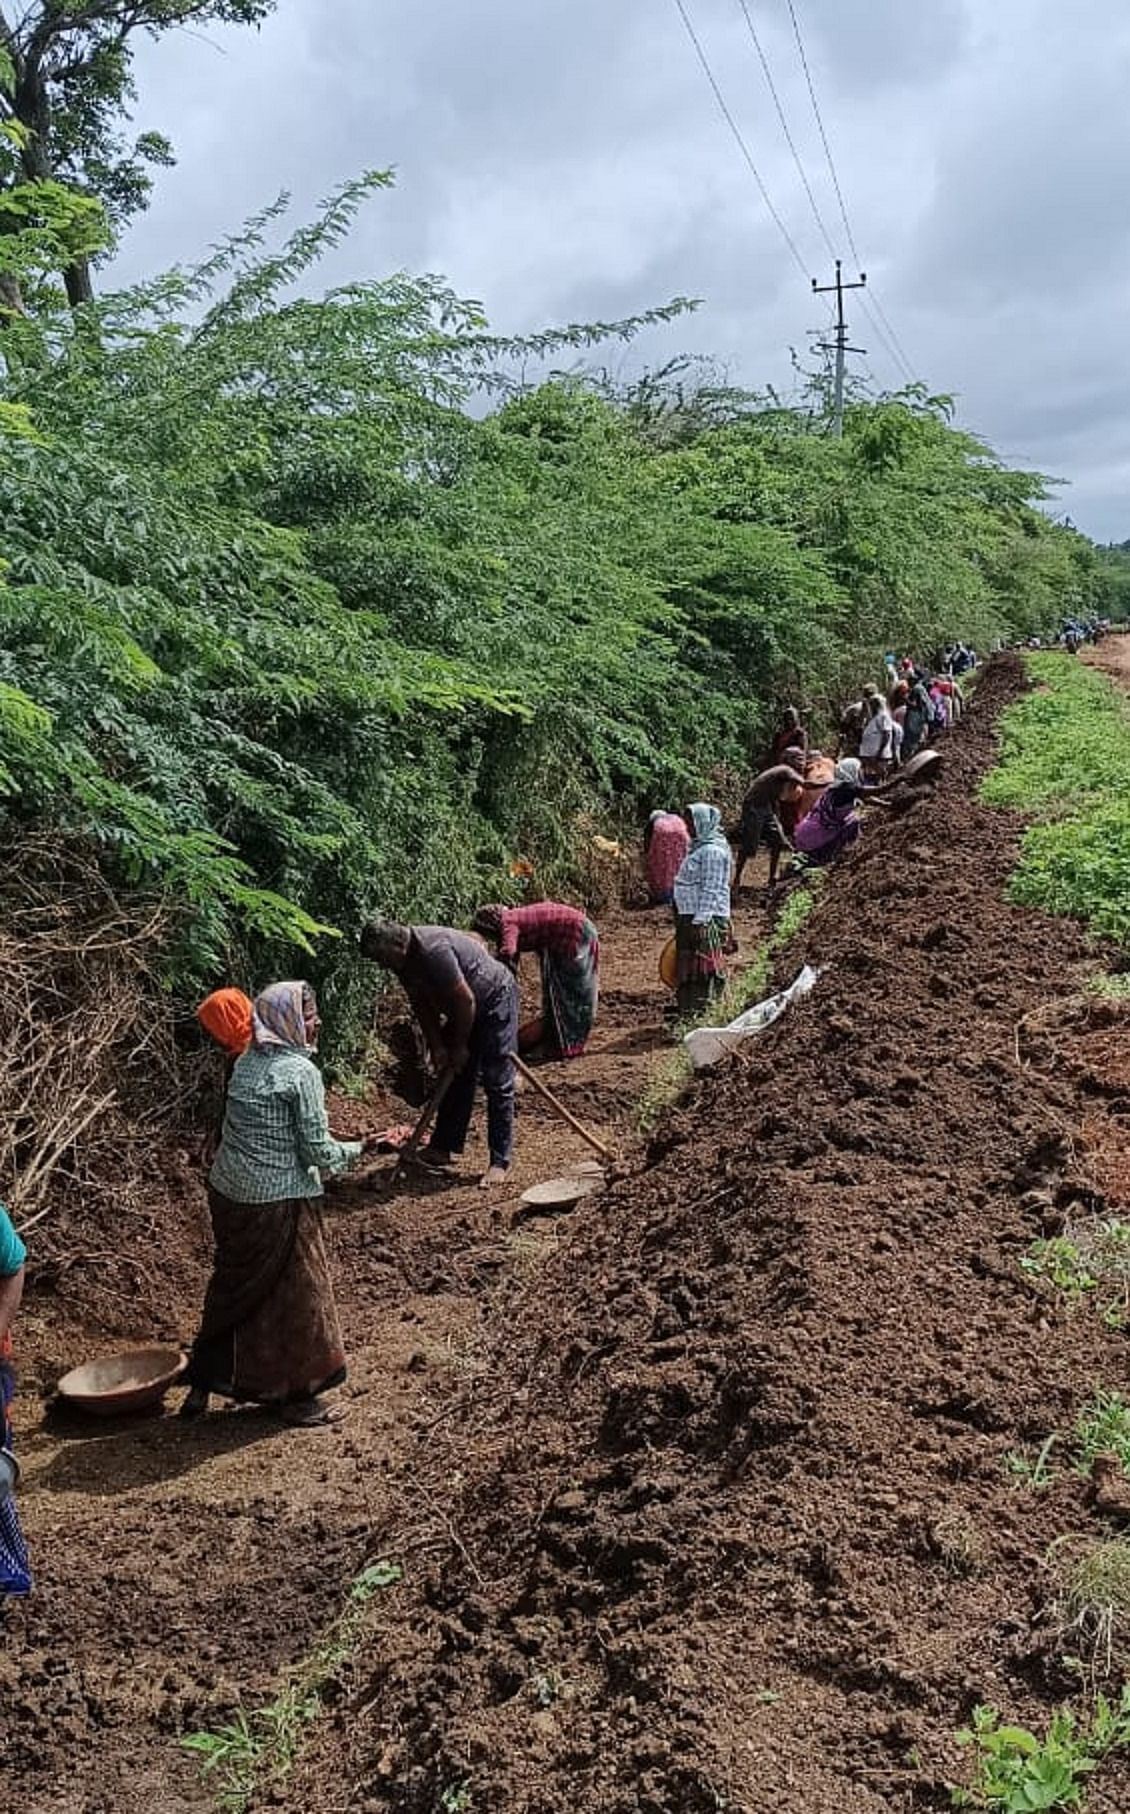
[182,1560,402,1811]
[982,654,1130,943]
[1022,1219,1130,1328]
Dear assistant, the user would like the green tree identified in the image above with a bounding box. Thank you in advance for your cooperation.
[0,180,1099,1054]
[0,1,275,305]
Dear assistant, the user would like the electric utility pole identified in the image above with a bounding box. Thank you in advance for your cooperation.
[812,260,867,437]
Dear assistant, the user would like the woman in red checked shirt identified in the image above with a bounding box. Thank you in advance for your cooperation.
[472,901,599,1058]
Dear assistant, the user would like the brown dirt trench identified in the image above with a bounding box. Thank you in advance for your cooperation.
[0,854,771,1811]
[9,653,1130,1814]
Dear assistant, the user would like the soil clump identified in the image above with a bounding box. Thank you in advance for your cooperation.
[285,655,1130,1813]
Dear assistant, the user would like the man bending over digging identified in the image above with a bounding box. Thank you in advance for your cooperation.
[733,761,806,892]
[361,919,519,1188]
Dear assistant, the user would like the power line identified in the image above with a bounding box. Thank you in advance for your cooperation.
[784,0,862,269]
[857,293,913,388]
[670,0,812,282]
[866,288,917,383]
[734,0,837,262]
[784,0,919,381]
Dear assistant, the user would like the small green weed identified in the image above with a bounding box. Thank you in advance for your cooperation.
[1022,1221,1130,1326]
[1004,1433,1059,1490]
[952,1692,1130,1809]
[1004,1393,1130,1496]
[440,1786,474,1813]
[1073,1391,1130,1475]
[1085,971,1130,1003]
[530,1669,563,1706]
[182,1559,403,1811]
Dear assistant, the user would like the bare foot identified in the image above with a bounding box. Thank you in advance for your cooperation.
[479,1164,510,1190]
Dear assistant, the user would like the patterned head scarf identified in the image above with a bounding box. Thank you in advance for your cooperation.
[252,981,312,1053]
[835,758,863,787]
[196,988,253,1057]
[688,803,727,849]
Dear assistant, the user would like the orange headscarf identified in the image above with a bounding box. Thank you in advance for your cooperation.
[196,988,254,1057]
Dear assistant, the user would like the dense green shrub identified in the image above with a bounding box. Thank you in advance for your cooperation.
[0,180,1101,1053]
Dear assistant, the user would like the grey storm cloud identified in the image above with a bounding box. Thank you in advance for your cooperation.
[111,0,1129,538]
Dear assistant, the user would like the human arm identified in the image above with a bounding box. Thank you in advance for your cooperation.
[0,1209,26,1342]
[438,976,476,1072]
[292,1064,363,1178]
[497,912,520,965]
[406,984,449,1071]
[0,1268,23,1345]
[409,937,478,1071]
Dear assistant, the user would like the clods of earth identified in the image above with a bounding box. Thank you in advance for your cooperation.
[7,653,1130,1813]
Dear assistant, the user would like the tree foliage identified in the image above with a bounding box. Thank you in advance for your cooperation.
[0,0,275,300]
[0,179,1101,1053]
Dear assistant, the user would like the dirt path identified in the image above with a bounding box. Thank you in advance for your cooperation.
[271,657,1130,1814]
[1082,629,1130,688]
[0,888,769,1813]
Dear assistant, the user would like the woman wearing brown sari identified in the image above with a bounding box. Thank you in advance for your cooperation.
[182,981,377,1428]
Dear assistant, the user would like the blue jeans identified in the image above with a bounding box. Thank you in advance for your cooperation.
[433,977,519,1168]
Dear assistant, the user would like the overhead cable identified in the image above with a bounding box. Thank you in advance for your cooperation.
[856,294,912,389]
[785,0,918,381]
[784,0,862,268]
[671,0,813,282]
[865,289,917,385]
[734,0,838,263]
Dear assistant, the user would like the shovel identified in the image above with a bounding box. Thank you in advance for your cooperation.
[511,1054,613,1164]
[391,1068,455,1183]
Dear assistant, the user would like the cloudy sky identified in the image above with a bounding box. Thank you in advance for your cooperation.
[114,0,1130,540]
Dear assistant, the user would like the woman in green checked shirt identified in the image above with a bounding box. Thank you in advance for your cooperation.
[182,980,380,1427]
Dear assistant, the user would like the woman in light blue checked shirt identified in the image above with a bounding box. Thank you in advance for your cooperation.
[182,980,380,1427]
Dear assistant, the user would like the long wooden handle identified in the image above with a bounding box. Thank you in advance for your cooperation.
[511,1054,612,1162]
[393,1069,454,1179]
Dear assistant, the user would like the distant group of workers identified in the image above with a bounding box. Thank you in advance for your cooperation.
[645,645,969,1015]
[1014,615,1107,653]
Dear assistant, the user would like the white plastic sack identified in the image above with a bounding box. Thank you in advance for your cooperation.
[683,964,819,1071]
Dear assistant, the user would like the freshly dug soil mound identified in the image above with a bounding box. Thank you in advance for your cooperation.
[287,655,1130,1813]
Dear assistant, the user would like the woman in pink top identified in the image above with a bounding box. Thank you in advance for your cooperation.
[473,901,600,1058]
[645,810,691,906]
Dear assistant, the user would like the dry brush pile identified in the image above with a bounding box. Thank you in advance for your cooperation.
[0,833,204,1339]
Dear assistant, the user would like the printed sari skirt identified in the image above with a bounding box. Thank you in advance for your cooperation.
[674,914,729,1016]
[541,919,600,1058]
[187,1192,346,1406]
